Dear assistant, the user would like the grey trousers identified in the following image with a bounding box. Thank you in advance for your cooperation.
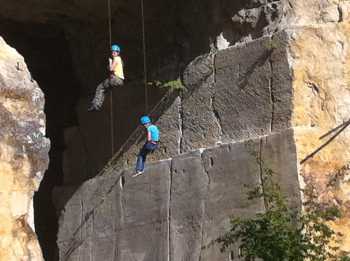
[91,76,124,109]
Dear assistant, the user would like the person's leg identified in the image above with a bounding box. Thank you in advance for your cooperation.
[89,78,110,110]
[109,76,124,88]
[145,143,157,152]
[140,143,157,170]
[135,143,158,174]
[136,144,149,172]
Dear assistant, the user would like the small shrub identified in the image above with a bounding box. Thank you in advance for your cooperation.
[217,168,348,261]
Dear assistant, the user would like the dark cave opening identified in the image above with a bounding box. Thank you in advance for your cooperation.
[0,16,167,260]
[0,24,164,261]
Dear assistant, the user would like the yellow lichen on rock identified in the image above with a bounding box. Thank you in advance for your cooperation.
[0,37,49,260]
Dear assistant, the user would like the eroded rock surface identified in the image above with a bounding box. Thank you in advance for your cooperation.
[0,37,50,260]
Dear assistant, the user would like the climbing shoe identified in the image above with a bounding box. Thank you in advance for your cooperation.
[132,171,144,177]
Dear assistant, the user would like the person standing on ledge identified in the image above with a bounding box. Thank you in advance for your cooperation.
[133,116,160,177]
[88,44,124,111]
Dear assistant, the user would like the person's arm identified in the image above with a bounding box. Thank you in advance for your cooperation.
[147,130,152,142]
[109,57,119,72]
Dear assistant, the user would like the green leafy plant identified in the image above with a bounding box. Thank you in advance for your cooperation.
[148,78,186,92]
[217,166,349,261]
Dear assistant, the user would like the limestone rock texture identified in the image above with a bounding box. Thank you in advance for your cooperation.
[0,37,50,260]
[288,0,350,251]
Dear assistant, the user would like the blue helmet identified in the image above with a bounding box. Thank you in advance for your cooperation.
[140,115,151,125]
[111,44,121,52]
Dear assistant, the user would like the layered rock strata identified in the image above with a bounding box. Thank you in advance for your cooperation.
[0,37,50,260]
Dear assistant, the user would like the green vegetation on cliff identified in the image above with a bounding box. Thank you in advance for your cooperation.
[218,167,350,261]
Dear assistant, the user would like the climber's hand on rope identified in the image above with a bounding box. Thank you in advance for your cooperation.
[108,58,113,71]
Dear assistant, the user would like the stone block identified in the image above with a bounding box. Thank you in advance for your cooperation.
[214,34,292,142]
[260,129,301,209]
[200,141,265,261]
[170,151,208,261]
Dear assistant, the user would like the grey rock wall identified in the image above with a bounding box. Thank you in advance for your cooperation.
[58,20,300,261]
[58,129,300,261]
[101,31,292,174]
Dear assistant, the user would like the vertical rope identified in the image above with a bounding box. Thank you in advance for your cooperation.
[107,0,112,47]
[107,0,115,156]
[141,0,148,113]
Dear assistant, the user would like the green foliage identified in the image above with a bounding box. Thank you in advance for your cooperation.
[264,37,282,50]
[148,78,186,92]
[217,168,348,261]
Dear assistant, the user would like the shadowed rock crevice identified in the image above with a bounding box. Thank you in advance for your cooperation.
[168,159,173,261]
[211,96,223,142]
[209,52,224,142]
[178,96,184,154]
[268,57,275,132]
[199,149,211,260]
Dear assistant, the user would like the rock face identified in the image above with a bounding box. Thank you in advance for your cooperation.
[58,130,300,261]
[58,34,302,260]
[288,0,350,252]
[0,1,294,259]
[0,0,290,188]
[101,32,293,172]
[0,37,50,260]
[0,0,348,259]
[57,0,350,259]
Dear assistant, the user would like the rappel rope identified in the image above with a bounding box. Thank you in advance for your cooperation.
[106,0,149,159]
[141,0,149,113]
[107,0,115,157]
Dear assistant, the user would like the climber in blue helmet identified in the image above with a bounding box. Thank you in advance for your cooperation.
[111,44,120,52]
[133,115,160,177]
[88,44,124,111]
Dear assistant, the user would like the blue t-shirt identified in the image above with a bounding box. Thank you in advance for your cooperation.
[147,125,160,142]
